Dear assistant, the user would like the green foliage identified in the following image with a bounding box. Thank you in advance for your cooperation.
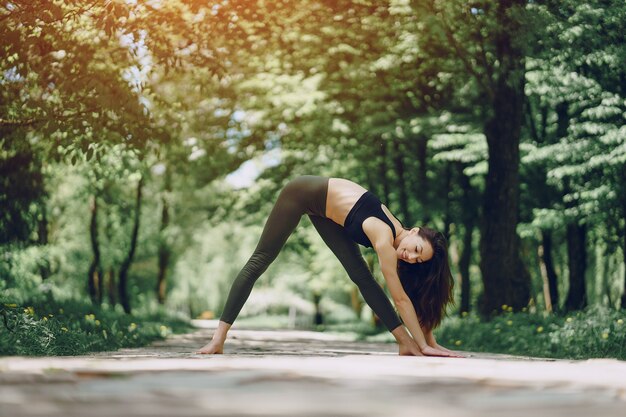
[1,0,625,358]
[434,305,626,360]
[0,292,192,356]
[521,0,626,238]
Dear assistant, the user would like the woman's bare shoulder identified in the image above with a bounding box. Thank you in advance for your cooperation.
[362,217,395,249]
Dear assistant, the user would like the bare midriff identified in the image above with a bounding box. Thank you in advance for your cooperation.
[325,178,402,231]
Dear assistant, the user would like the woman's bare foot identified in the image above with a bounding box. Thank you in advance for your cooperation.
[195,321,231,354]
[195,341,224,354]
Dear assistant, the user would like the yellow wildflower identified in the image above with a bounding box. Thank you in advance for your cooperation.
[455,340,462,346]
[537,326,544,333]
[617,319,623,325]
[501,304,508,311]
[95,320,100,326]
[42,316,48,321]
[3,303,17,308]
[61,327,68,332]
[461,311,468,318]
[601,332,609,340]
[566,317,573,323]
[506,320,513,326]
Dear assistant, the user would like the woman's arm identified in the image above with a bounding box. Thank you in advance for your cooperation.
[374,243,455,357]
[423,328,436,347]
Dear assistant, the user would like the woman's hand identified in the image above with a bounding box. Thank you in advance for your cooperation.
[194,340,224,354]
[434,344,465,358]
[420,345,464,358]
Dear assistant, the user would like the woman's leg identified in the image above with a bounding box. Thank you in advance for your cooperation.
[308,215,403,332]
[219,177,321,324]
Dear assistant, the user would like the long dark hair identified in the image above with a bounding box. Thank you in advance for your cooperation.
[396,226,455,332]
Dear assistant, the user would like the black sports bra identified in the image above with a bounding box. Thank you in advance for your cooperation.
[343,191,397,248]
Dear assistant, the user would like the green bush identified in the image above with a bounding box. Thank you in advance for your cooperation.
[0,292,193,356]
[433,304,626,360]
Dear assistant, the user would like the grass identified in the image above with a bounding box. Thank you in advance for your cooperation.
[0,292,193,356]
[431,304,626,360]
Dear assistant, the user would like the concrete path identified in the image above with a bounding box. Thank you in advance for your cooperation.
[1,320,625,417]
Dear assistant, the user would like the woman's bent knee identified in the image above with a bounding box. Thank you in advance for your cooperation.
[241,251,273,278]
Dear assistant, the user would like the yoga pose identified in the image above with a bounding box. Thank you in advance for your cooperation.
[196,175,462,357]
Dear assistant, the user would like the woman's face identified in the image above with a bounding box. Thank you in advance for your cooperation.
[396,228,434,264]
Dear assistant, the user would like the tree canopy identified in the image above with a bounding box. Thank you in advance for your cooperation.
[2,0,625,324]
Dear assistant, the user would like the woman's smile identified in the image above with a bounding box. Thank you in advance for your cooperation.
[395,228,435,264]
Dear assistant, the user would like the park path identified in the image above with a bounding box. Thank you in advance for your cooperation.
[1,320,625,417]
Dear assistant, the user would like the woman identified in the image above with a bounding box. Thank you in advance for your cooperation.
[196,175,462,357]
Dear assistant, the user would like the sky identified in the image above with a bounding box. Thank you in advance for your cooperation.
[224,147,282,189]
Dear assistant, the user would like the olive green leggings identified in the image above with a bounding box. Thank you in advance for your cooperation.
[220,175,402,332]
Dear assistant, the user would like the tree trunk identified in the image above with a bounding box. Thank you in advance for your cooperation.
[602,247,613,307]
[459,219,473,316]
[415,134,429,223]
[102,200,116,306]
[457,163,475,315]
[107,267,117,306]
[87,195,102,304]
[564,223,588,311]
[156,168,171,304]
[378,136,390,205]
[620,164,626,309]
[480,115,530,315]
[621,220,626,309]
[312,292,323,326]
[540,230,559,312]
[118,176,143,314]
[363,146,376,194]
[392,138,411,225]
[350,286,363,317]
[97,262,104,304]
[442,163,452,240]
[478,0,530,316]
[537,241,552,312]
[38,201,50,280]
